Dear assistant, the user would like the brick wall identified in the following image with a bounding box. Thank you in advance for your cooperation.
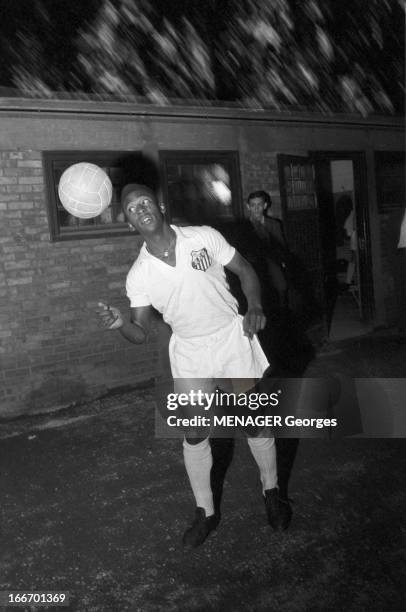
[0,106,403,418]
[0,148,285,419]
[240,152,282,216]
[0,146,399,419]
[0,150,163,418]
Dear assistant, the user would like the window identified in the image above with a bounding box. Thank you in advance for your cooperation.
[278,155,317,210]
[43,151,158,241]
[160,151,243,225]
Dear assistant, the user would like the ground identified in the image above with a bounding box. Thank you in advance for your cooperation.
[1,332,405,612]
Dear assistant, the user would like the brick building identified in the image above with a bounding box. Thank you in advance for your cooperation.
[0,97,404,418]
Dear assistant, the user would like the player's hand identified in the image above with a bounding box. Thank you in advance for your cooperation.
[96,302,124,330]
[243,306,266,339]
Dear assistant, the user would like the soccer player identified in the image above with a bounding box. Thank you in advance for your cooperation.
[97,184,291,548]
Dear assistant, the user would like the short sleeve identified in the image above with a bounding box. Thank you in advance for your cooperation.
[125,263,151,308]
[202,226,235,266]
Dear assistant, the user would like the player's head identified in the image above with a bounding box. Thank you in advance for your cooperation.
[247,190,272,221]
[121,184,165,234]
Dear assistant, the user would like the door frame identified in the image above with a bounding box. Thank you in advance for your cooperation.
[277,153,328,345]
[310,150,374,322]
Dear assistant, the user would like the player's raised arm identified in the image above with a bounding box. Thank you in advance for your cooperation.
[96,302,152,344]
[225,251,266,338]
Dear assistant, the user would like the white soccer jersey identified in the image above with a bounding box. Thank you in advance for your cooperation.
[126,225,239,339]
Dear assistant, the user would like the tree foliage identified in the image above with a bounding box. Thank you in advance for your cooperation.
[1,0,404,115]
[76,0,215,103]
[215,0,404,114]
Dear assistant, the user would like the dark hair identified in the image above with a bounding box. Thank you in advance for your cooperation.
[121,183,156,209]
[335,194,353,218]
[247,190,272,209]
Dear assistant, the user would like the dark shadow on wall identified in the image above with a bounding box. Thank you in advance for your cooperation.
[218,218,317,504]
[215,219,317,376]
[117,153,161,194]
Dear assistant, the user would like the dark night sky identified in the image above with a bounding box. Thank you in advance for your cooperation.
[0,0,99,87]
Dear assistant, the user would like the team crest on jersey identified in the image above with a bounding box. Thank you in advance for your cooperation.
[191,248,212,271]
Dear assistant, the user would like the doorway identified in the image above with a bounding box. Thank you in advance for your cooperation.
[313,153,373,341]
[316,159,370,339]
[278,151,373,344]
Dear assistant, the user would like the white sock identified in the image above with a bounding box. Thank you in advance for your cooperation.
[183,437,215,517]
[247,437,278,494]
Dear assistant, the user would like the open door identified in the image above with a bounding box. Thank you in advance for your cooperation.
[312,157,341,332]
[277,154,328,345]
[312,151,374,324]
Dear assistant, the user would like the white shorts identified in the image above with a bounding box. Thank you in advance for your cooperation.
[169,315,269,383]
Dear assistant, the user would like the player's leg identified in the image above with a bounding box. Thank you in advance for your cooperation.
[225,376,293,531]
[183,437,214,517]
[216,376,292,530]
[246,434,292,530]
[182,436,221,549]
[174,377,220,548]
[275,437,299,503]
[210,436,235,515]
[246,436,277,493]
[217,318,293,531]
[176,377,214,516]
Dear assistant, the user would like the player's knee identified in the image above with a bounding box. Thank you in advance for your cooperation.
[247,435,275,449]
[184,433,208,445]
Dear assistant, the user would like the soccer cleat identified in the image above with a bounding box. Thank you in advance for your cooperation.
[182,507,221,549]
[263,487,292,531]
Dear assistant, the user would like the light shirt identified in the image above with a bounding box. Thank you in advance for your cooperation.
[344,210,357,250]
[344,210,355,237]
[126,225,238,338]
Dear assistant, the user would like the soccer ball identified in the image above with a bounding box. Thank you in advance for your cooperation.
[58,163,113,219]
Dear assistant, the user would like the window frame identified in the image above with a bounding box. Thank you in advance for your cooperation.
[43,150,138,241]
[159,150,243,224]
